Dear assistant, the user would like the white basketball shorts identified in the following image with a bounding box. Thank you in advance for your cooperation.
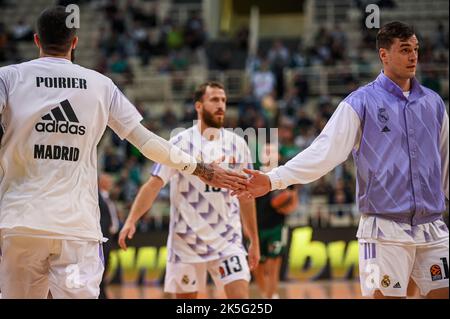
[164,251,251,294]
[359,238,449,297]
[0,233,104,299]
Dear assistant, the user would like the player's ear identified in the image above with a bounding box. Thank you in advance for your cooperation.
[194,101,202,113]
[379,48,388,64]
[72,36,79,50]
[34,33,41,49]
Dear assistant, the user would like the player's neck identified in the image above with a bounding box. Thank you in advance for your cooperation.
[384,70,411,92]
[39,51,71,61]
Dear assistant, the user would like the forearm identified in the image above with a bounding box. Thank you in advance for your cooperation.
[267,102,360,190]
[267,135,344,189]
[126,125,223,183]
[126,124,197,174]
[192,162,215,181]
[126,176,163,224]
[239,199,259,245]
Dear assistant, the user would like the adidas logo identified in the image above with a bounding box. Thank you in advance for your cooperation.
[35,99,86,135]
[393,282,401,288]
[382,126,391,133]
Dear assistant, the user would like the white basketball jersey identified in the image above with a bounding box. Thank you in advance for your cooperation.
[152,125,253,263]
[0,57,143,240]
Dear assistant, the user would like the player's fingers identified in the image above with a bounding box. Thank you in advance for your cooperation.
[228,173,250,186]
[225,175,248,186]
[227,181,246,190]
[118,232,127,251]
[223,182,245,192]
[221,175,247,189]
[224,168,248,179]
[243,168,259,176]
[128,227,135,239]
[222,181,236,189]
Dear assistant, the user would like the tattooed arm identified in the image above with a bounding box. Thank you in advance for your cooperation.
[126,124,248,191]
[193,162,248,191]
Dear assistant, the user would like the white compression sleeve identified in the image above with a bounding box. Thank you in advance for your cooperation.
[266,102,361,190]
[125,123,197,174]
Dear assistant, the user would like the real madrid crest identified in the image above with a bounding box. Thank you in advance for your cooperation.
[377,108,389,123]
[182,275,190,285]
[381,275,391,288]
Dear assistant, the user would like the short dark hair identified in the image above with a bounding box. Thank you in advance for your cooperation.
[376,21,415,50]
[193,81,225,103]
[37,6,77,55]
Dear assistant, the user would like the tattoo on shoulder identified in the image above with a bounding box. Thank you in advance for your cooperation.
[193,162,214,181]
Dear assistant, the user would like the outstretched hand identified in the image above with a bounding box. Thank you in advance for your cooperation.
[194,161,248,191]
[231,168,271,199]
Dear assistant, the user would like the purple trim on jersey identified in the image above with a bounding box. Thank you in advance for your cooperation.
[220,224,234,238]
[362,243,376,260]
[180,182,197,198]
[423,231,431,242]
[173,135,183,146]
[152,163,162,176]
[197,245,215,259]
[187,141,194,154]
[185,226,194,236]
[439,223,449,233]
[226,201,232,212]
[209,214,224,230]
[195,236,203,245]
[346,71,446,225]
[99,243,105,266]
[199,203,215,221]
[184,236,205,258]
[176,223,195,239]
[191,193,206,210]
[231,201,240,213]
[377,227,385,239]
[175,208,183,223]
[403,228,414,238]
[228,233,240,244]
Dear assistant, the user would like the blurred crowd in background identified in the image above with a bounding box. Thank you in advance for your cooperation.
[1,0,448,233]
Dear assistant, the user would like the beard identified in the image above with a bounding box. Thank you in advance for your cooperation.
[201,108,224,129]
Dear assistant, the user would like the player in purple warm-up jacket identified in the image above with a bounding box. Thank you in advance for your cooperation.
[236,21,449,299]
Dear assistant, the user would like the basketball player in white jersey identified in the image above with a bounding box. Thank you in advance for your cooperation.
[0,7,246,299]
[119,82,260,299]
